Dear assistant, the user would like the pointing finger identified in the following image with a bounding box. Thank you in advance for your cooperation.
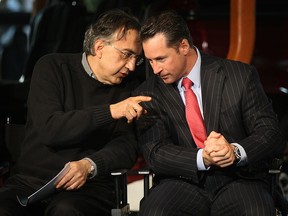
[133,96,152,103]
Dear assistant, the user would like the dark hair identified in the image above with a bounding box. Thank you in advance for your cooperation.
[83,9,141,55]
[141,10,193,49]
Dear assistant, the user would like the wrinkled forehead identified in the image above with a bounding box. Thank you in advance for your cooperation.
[113,29,142,54]
[112,27,140,42]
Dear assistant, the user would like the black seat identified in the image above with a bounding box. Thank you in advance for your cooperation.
[0,118,133,216]
[23,0,88,80]
[0,0,89,167]
[137,162,288,216]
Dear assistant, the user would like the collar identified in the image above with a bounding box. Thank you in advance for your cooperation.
[177,46,202,89]
[81,52,96,79]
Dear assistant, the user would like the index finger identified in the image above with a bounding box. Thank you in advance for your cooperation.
[133,96,152,103]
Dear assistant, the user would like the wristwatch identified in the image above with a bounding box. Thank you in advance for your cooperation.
[234,146,241,163]
[87,164,95,178]
[84,158,96,178]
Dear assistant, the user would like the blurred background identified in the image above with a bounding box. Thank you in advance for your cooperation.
[0,0,287,199]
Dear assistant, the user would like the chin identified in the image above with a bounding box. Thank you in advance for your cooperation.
[162,78,174,84]
[112,78,123,85]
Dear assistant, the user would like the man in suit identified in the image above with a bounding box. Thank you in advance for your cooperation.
[134,10,286,216]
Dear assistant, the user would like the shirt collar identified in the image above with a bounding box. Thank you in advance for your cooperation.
[177,46,202,89]
[81,52,96,79]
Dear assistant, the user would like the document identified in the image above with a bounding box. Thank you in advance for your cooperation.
[17,162,70,206]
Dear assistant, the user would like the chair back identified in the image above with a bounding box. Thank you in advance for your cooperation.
[23,0,88,80]
[4,119,25,174]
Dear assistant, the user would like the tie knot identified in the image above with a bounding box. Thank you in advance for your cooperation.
[182,78,193,90]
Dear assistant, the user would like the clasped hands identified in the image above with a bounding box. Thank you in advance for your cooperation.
[202,131,236,168]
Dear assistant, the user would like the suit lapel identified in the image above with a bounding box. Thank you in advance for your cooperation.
[154,52,226,147]
[156,77,196,147]
[201,53,226,134]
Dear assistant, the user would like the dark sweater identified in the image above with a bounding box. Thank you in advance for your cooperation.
[14,53,138,189]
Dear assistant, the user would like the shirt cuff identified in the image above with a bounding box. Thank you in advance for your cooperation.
[231,143,248,166]
[197,149,210,171]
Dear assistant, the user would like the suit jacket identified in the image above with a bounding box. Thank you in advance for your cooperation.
[134,52,286,186]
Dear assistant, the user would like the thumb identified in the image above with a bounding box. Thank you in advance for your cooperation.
[208,131,221,139]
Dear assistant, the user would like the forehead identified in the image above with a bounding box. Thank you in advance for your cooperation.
[113,29,140,51]
[142,33,172,58]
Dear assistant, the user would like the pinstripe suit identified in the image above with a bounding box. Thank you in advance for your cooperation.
[134,52,286,216]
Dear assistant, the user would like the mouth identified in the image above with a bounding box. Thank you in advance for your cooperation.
[119,71,129,78]
[160,74,169,80]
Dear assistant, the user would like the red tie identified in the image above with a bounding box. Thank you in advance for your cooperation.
[182,78,206,148]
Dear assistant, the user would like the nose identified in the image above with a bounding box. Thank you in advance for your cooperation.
[125,57,136,72]
[151,62,162,75]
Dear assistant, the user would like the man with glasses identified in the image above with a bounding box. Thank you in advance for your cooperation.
[0,9,150,216]
[108,43,144,67]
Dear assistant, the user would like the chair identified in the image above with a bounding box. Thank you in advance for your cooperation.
[3,119,286,216]
[269,158,288,216]
[132,161,288,216]
[0,117,25,185]
[0,0,88,150]
[0,162,9,187]
[23,0,88,80]
[111,169,130,216]
[111,166,152,216]
[0,118,133,216]
[4,118,25,176]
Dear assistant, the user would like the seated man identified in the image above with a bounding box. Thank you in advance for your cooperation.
[0,9,150,216]
[135,10,286,216]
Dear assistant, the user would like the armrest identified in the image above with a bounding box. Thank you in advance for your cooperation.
[138,167,151,198]
[0,162,9,187]
[111,169,130,216]
[269,158,283,174]
[111,169,128,208]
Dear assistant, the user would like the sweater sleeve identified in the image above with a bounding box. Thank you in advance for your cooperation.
[88,118,138,176]
[26,55,120,147]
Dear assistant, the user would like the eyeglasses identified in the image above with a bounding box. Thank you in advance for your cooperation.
[109,43,144,66]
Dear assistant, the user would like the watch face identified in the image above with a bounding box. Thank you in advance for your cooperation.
[234,146,241,161]
[90,165,95,173]
[88,165,95,178]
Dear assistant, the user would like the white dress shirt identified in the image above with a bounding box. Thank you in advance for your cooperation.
[177,47,248,170]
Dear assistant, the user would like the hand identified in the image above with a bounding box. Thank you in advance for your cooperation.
[110,96,152,123]
[202,131,235,168]
[55,159,91,190]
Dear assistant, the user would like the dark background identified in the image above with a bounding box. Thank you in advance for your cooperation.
[0,0,287,159]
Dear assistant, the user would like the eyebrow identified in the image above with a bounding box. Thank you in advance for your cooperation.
[122,48,137,55]
[149,55,166,61]
[155,56,165,59]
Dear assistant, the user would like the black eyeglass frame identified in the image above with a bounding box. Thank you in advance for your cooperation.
[108,43,144,66]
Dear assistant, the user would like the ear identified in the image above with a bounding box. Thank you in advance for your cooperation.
[94,40,105,58]
[179,39,190,55]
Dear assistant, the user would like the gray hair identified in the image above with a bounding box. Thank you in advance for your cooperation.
[83,9,141,55]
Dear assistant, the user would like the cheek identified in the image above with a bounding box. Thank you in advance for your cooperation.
[105,57,126,71]
[164,58,177,71]
[106,55,118,65]
[174,57,187,74]
[166,59,182,74]
[104,52,123,65]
